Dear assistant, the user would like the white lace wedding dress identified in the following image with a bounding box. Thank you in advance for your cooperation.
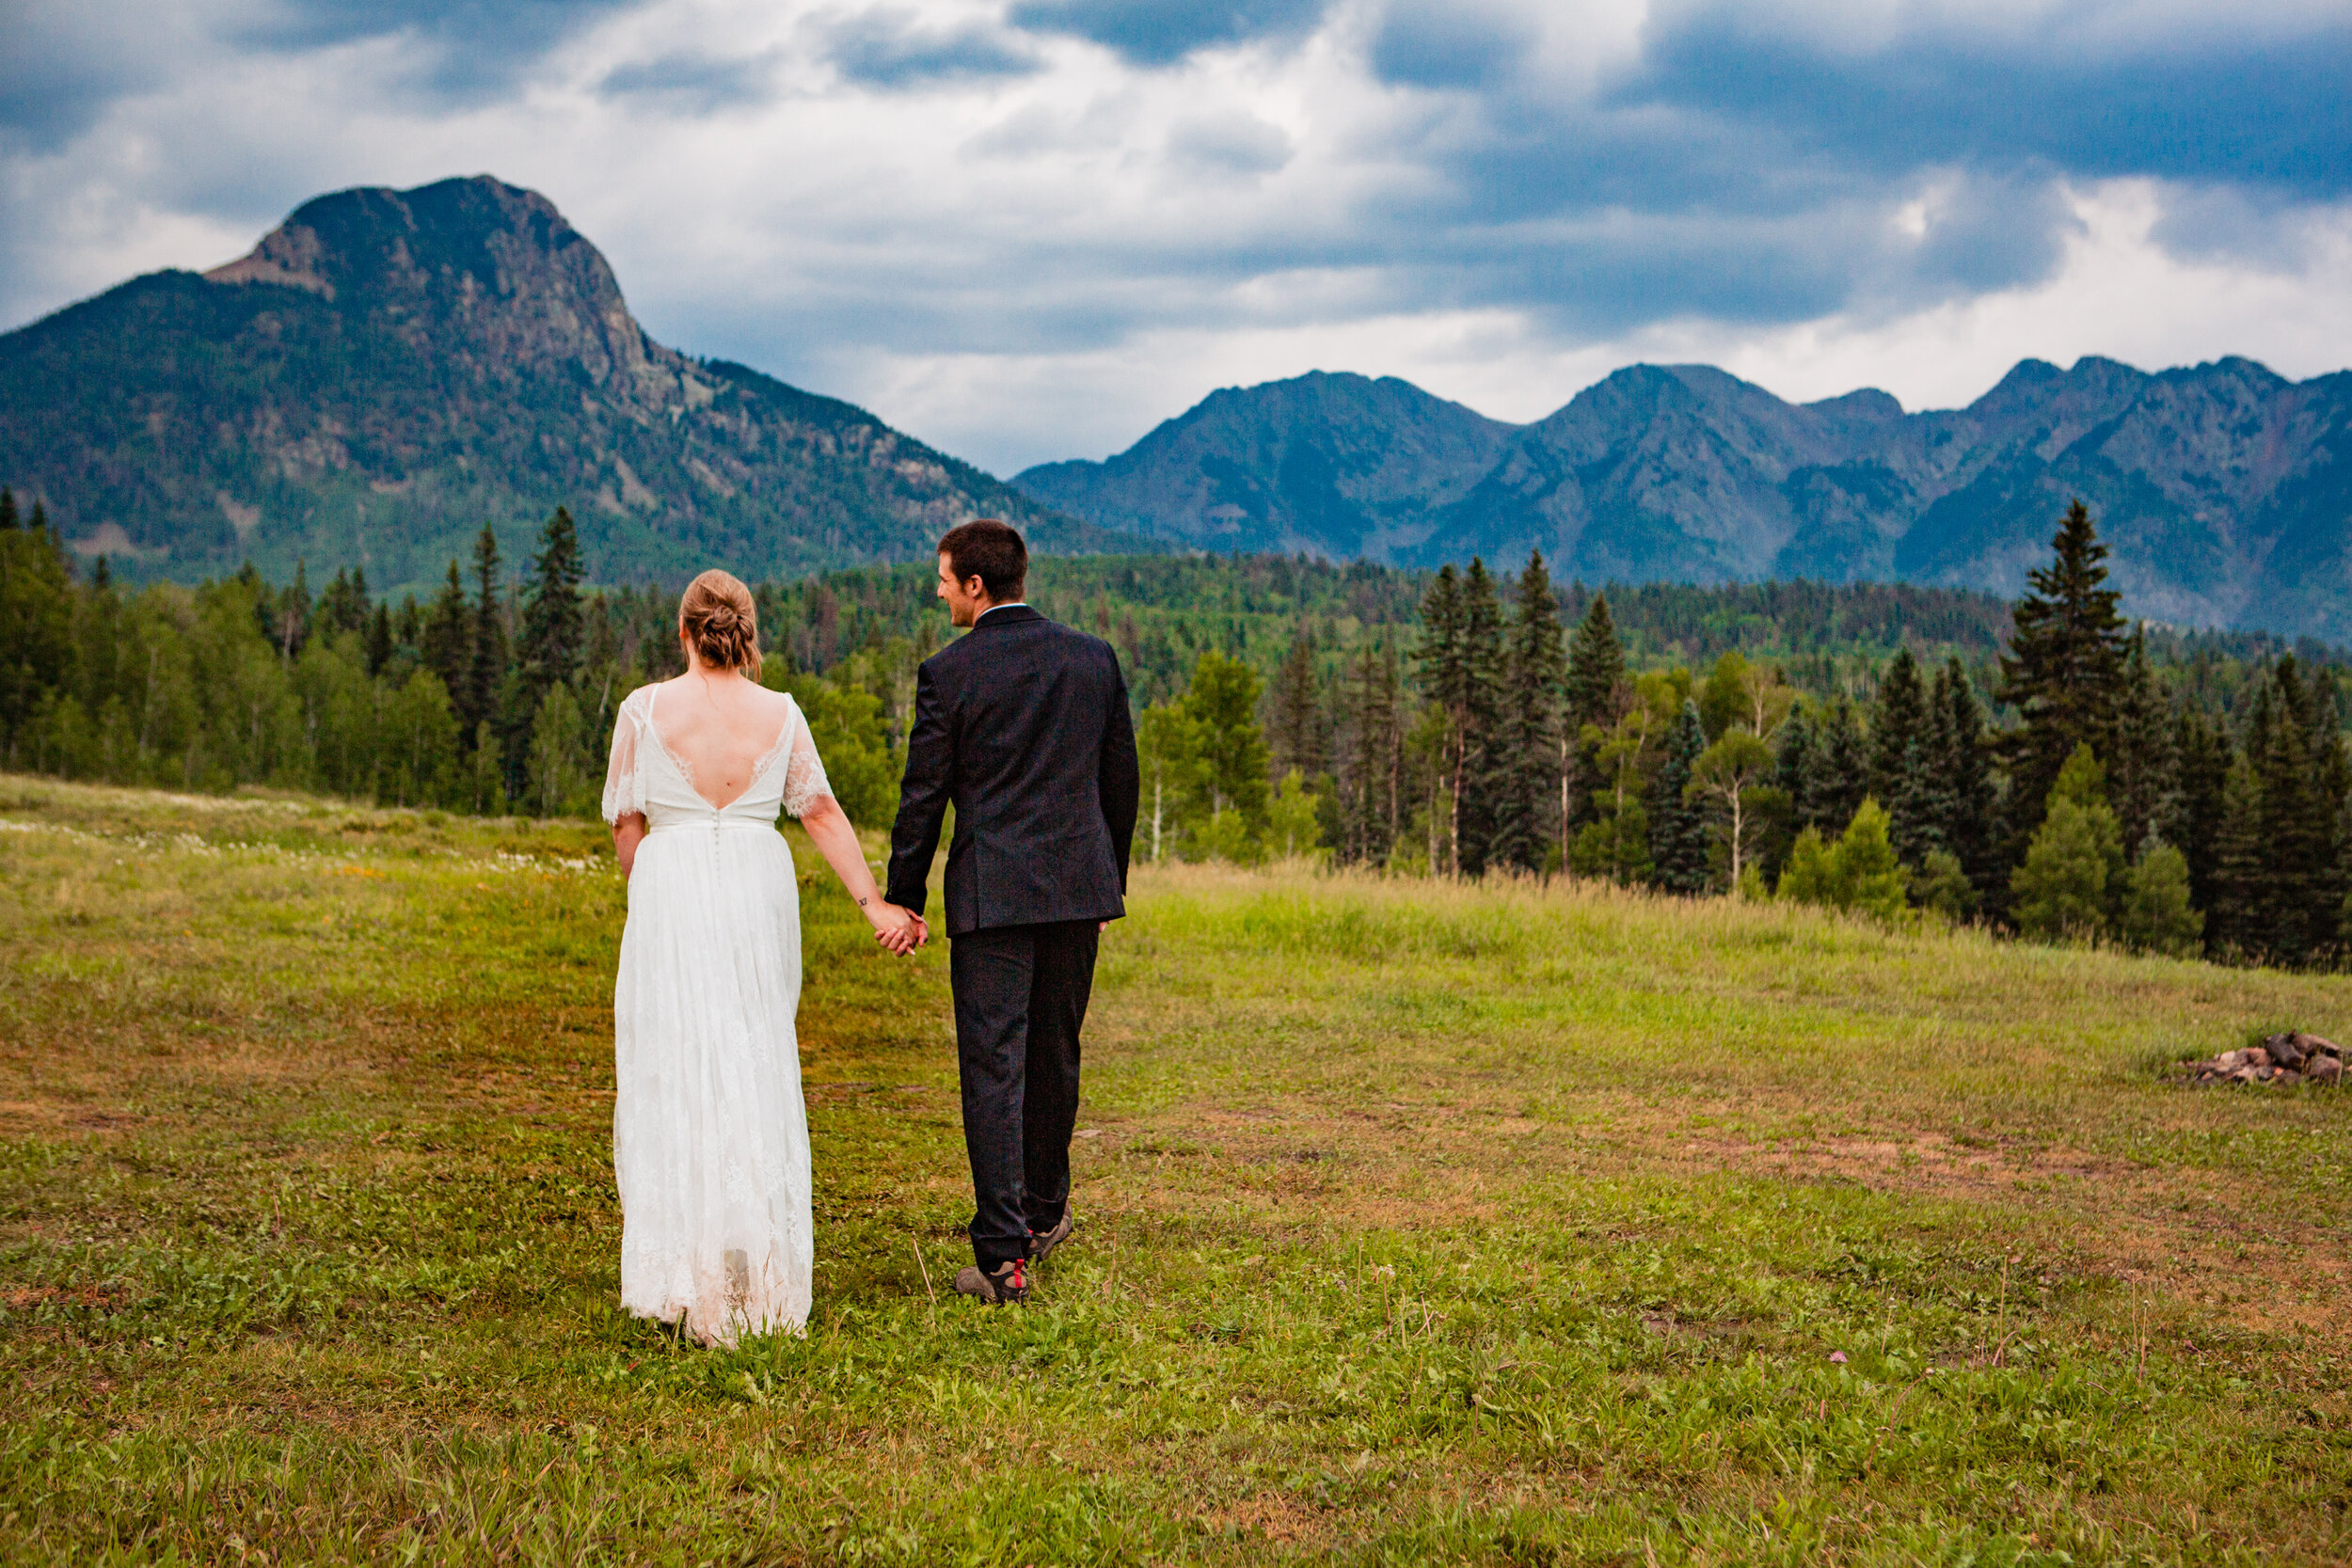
[601,683,833,1345]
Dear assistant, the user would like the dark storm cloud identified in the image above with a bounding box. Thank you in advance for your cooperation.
[1621,5,2352,198]
[818,11,1043,87]
[236,0,641,101]
[1004,0,1330,66]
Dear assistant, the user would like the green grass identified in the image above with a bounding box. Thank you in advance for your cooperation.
[4,773,2351,1564]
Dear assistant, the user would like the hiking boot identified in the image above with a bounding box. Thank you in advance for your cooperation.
[953,1259,1028,1305]
[1028,1214,1074,1265]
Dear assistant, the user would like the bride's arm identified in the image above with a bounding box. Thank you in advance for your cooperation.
[800,795,922,954]
[612,812,647,879]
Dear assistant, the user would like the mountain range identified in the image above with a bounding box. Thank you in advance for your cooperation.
[0,176,1132,594]
[5,171,2347,640]
[1014,359,2352,641]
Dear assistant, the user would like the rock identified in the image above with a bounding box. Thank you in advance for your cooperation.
[2248,1046,2273,1069]
[2306,1054,2343,1085]
[2268,1035,2308,1069]
[2297,1033,2341,1059]
[2215,1049,2248,1071]
[2230,1065,2261,1083]
[2276,1069,2302,1085]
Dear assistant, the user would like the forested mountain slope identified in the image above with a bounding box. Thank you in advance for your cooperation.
[1017,358,2352,641]
[0,176,1136,595]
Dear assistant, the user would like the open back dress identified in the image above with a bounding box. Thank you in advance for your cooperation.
[600,681,833,1344]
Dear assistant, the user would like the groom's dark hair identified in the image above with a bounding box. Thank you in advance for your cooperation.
[939,518,1027,601]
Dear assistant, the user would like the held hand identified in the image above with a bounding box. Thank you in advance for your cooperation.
[867,902,924,957]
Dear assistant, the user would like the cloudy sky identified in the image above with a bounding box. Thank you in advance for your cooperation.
[6,0,2350,474]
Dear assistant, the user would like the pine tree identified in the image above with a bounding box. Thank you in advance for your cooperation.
[1180,650,1271,829]
[2251,659,2330,964]
[519,506,585,698]
[1648,700,1710,894]
[1563,592,1627,829]
[1415,566,1465,873]
[421,561,470,699]
[1931,658,1999,900]
[0,496,73,763]
[1996,499,2127,853]
[366,603,394,674]
[1805,698,1869,836]
[2169,707,2231,921]
[465,526,506,739]
[2208,754,2265,959]
[2010,745,2124,942]
[1774,705,1818,828]
[1337,641,1404,864]
[2306,671,2351,958]
[1453,560,1508,875]
[2110,629,2177,861]
[1870,648,1934,865]
[1492,551,1565,873]
[1266,627,1327,781]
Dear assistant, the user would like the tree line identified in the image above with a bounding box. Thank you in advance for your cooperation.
[4,484,2347,966]
[1146,500,2343,966]
[0,495,905,827]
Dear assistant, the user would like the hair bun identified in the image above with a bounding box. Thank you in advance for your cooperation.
[677,569,762,673]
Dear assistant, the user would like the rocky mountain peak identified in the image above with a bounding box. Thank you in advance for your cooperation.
[204,175,683,409]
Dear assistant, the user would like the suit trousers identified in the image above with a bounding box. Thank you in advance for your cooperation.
[949,919,1099,1270]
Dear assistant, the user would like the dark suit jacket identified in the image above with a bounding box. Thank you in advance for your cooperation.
[885,605,1140,937]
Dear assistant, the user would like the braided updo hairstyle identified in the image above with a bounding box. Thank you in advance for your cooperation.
[678,569,762,673]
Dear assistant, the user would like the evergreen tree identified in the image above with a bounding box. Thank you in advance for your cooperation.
[421,561,470,700]
[1774,705,1818,829]
[1996,499,2127,852]
[2207,754,2265,958]
[1266,627,1327,781]
[1648,700,1710,894]
[2249,659,2330,964]
[465,526,506,740]
[1804,697,1869,836]
[518,506,585,700]
[2121,838,2203,958]
[1415,566,1466,874]
[1336,641,1405,864]
[1870,647,1935,866]
[366,603,394,675]
[0,495,73,763]
[2010,745,2124,942]
[1778,799,1907,922]
[1563,592,1627,828]
[1492,551,1565,874]
[1180,650,1271,830]
[1930,657,1999,900]
[2169,707,2232,921]
[1445,560,1507,876]
[2109,629,2177,861]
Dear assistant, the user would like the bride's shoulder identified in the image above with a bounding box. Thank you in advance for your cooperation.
[618,680,670,720]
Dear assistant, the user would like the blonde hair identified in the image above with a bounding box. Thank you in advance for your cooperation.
[678,569,761,673]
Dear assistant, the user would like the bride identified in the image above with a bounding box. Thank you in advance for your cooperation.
[601,569,922,1344]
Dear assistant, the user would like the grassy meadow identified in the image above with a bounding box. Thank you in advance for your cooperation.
[3,773,2351,1564]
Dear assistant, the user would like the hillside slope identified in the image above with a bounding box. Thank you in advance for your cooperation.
[1017,358,2352,639]
[0,176,1136,593]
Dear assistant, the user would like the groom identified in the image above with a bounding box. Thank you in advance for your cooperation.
[883,518,1139,1306]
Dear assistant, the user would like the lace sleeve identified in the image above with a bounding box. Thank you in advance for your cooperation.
[780,699,835,820]
[602,688,647,823]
